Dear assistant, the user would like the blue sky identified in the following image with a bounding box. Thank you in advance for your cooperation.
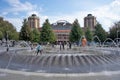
[0,0,120,32]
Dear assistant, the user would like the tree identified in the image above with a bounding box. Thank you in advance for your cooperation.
[94,23,107,42]
[109,22,120,40]
[30,28,40,42]
[40,19,56,43]
[69,19,83,43]
[19,19,31,41]
[9,31,19,41]
[85,27,93,42]
[0,31,3,40]
[0,18,18,40]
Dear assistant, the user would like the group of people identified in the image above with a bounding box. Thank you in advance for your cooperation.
[59,41,72,50]
[34,36,87,55]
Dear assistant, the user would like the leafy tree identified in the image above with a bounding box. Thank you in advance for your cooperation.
[19,19,31,41]
[30,28,40,42]
[94,23,107,42]
[0,31,3,40]
[69,19,83,43]
[0,17,18,40]
[85,27,93,42]
[109,22,120,40]
[40,19,56,43]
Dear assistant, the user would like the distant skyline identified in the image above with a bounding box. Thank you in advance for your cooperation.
[0,0,120,32]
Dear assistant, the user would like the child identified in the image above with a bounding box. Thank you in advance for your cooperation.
[36,43,43,55]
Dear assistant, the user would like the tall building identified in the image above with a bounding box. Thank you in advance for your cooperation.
[28,14,40,29]
[51,20,72,43]
[84,14,97,31]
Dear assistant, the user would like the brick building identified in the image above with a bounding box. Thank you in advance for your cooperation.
[84,14,97,31]
[28,14,40,29]
[51,20,72,43]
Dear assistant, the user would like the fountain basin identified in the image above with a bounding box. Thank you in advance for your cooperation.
[0,47,120,73]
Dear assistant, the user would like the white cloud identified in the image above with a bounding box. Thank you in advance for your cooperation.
[3,0,42,32]
[4,17,23,32]
[4,0,120,32]
[42,0,120,32]
[5,0,37,13]
[91,0,120,31]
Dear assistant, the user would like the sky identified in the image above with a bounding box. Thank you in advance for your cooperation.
[0,0,120,32]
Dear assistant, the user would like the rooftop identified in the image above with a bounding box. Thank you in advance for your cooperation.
[51,20,72,30]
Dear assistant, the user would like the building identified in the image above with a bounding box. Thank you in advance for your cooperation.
[84,14,97,31]
[51,20,72,43]
[28,14,40,29]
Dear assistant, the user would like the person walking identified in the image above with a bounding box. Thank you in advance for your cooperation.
[69,42,72,49]
[62,42,65,50]
[36,43,43,55]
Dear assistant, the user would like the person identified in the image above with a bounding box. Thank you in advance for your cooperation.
[81,36,87,47]
[36,43,43,55]
[6,44,9,52]
[62,42,65,50]
[69,42,72,49]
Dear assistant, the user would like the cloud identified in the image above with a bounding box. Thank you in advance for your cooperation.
[3,0,120,32]
[4,17,23,32]
[4,0,38,14]
[2,0,42,32]
[91,0,120,31]
[43,0,120,32]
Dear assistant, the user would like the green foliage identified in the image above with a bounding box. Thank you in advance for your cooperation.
[9,31,19,41]
[0,18,18,40]
[0,31,3,40]
[109,22,120,40]
[40,19,56,43]
[69,19,83,43]
[85,27,93,42]
[94,23,107,42]
[30,28,40,42]
[19,19,31,41]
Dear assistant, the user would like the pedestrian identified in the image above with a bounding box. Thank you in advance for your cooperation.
[69,42,72,49]
[36,43,43,55]
[62,42,65,50]
[81,36,87,47]
[6,44,9,52]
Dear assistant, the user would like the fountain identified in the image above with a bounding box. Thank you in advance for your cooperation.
[0,46,120,73]
[92,36,101,47]
[114,38,120,46]
[102,38,117,47]
[0,40,120,80]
